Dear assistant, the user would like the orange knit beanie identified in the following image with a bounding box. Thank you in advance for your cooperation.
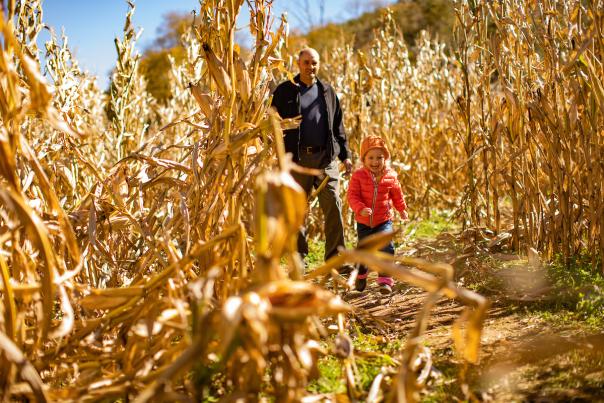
[360,135,390,161]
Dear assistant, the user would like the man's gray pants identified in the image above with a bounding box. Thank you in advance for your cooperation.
[292,150,345,262]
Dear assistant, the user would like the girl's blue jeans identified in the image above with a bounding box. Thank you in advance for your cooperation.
[357,220,394,286]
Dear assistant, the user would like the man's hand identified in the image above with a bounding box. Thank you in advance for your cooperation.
[342,158,353,176]
[360,207,372,217]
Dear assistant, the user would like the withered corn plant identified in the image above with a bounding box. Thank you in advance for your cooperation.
[0,0,490,402]
[12,0,43,62]
[108,1,155,161]
[0,0,83,400]
[37,29,109,213]
[452,0,604,269]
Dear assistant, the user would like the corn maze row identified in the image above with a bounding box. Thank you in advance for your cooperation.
[0,0,601,401]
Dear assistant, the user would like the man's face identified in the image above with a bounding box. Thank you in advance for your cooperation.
[297,50,320,83]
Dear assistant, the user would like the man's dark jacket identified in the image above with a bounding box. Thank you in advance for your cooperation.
[271,74,350,166]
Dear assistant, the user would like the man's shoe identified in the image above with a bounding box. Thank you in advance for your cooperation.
[378,283,392,295]
[355,277,367,292]
[338,264,355,276]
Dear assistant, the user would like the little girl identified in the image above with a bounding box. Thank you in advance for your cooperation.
[347,135,408,294]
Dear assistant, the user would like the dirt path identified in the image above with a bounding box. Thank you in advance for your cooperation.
[341,233,604,402]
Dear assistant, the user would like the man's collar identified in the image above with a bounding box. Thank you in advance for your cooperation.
[294,74,324,90]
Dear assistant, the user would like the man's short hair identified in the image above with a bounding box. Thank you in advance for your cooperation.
[298,47,320,60]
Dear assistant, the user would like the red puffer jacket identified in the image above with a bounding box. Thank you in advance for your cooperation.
[348,167,407,227]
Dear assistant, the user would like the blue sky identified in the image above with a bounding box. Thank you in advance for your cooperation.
[41,0,395,89]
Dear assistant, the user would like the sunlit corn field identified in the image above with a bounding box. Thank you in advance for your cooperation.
[0,0,602,401]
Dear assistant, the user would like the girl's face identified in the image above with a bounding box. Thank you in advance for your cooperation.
[363,148,386,175]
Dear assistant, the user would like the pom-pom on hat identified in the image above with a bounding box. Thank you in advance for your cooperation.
[360,135,390,161]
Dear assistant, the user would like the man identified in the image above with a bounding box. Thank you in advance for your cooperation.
[271,47,353,267]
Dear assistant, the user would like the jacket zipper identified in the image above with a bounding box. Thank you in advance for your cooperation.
[370,171,378,227]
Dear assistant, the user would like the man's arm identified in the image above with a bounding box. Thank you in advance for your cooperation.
[331,91,353,174]
[332,93,350,162]
[270,84,282,114]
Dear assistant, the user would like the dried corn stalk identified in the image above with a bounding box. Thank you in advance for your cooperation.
[0,0,491,401]
[108,1,154,161]
[452,0,604,268]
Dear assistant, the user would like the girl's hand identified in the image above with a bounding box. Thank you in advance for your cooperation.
[401,211,409,220]
[360,207,372,217]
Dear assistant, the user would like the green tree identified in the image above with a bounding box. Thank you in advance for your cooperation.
[139,12,193,103]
